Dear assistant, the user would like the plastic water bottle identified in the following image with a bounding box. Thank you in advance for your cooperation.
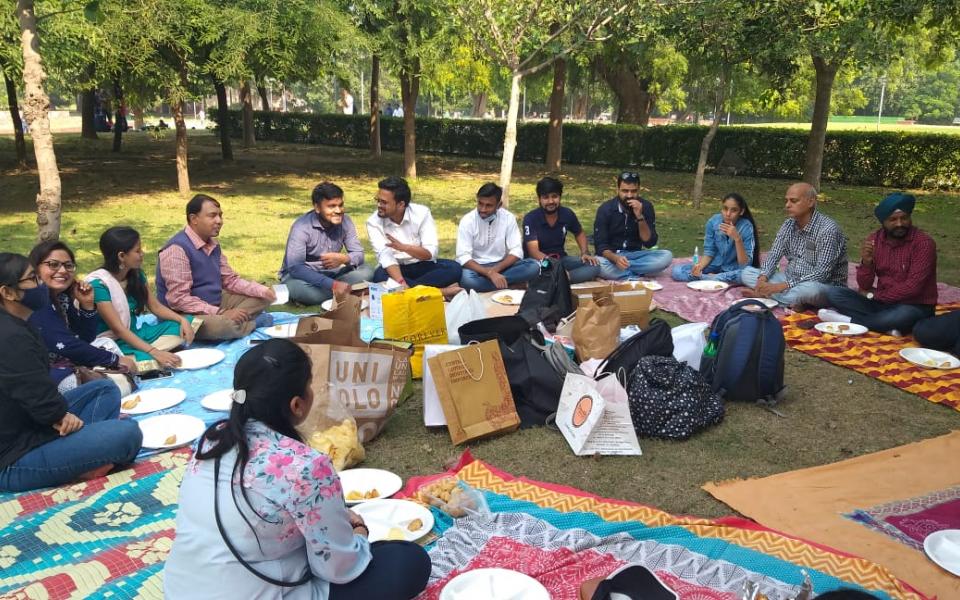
[693,245,699,266]
[703,331,719,358]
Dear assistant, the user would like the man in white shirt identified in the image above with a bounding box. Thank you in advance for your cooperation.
[455,183,539,292]
[367,176,462,290]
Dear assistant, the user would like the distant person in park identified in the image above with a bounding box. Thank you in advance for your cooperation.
[741,182,847,308]
[157,194,276,341]
[393,104,404,118]
[672,192,759,283]
[367,176,462,293]
[279,181,374,306]
[454,182,539,292]
[522,176,600,284]
[26,241,136,392]
[0,252,142,493]
[593,171,674,280]
[818,193,936,335]
[88,227,194,369]
[163,339,431,600]
[912,310,960,356]
[338,88,355,115]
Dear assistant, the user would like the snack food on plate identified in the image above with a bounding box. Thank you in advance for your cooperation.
[122,395,142,410]
[163,434,177,445]
[406,518,423,532]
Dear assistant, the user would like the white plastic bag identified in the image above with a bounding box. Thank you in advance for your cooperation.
[445,290,486,344]
[671,322,709,370]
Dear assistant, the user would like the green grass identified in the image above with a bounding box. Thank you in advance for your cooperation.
[743,120,960,134]
[3,131,959,517]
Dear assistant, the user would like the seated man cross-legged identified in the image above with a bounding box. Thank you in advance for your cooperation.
[157,194,276,340]
[819,193,937,335]
[522,177,600,284]
[455,183,539,293]
[279,181,375,306]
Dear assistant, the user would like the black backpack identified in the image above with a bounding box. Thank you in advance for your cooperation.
[593,318,674,380]
[627,355,724,440]
[699,299,786,404]
[518,258,572,333]
[458,316,563,427]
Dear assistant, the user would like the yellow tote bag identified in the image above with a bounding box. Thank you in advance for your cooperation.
[382,285,447,378]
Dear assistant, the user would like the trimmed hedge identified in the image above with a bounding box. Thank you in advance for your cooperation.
[214,110,960,189]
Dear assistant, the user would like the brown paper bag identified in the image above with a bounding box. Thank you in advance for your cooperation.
[291,294,364,347]
[573,293,621,361]
[573,281,652,328]
[427,340,520,445]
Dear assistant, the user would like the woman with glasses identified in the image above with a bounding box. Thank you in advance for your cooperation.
[26,241,138,391]
[671,192,760,284]
[0,253,142,492]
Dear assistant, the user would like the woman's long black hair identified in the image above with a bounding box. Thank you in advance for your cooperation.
[98,226,149,314]
[723,193,761,268]
[196,339,312,537]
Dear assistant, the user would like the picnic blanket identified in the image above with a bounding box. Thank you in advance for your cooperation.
[402,454,926,600]
[779,303,960,409]
[704,431,960,600]
[649,258,960,325]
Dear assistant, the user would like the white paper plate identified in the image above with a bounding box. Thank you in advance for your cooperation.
[138,414,206,449]
[440,568,550,600]
[264,322,299,338]
[174,348,225,370]
[271,283,289,305]
[814,322,868,336]
[339,468,403,504]
[119,388,186,415]
[201,388,234,411]
[738,297,779,310]
[924,529,960,576]
[321,297,370,312]
[490,290,525,305]
[900,347,960,370]
[686,280,729,292]
[351,499,434,542]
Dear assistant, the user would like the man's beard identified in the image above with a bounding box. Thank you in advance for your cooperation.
[541,205,558,214]
[889,226,908,238]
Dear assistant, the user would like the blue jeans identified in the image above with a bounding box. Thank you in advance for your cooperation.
[459,259,540,292]
[559,255,601,284]
[0,380,143,493]
[372,259,462,288]
[329,541,431,600]
[282,264,376,306]
[598,249,673,280]
[671,262,744,284]
[740,267,833,308]
[824,287,934,334]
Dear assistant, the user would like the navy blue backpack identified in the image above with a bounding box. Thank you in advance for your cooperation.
[699,299,786,404]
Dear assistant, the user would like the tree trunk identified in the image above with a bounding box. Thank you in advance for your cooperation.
[692,74,726,208]
[132,106,144,129]
[498,71,523,207]
[80,86,97,139]
[803,55,837,190]
[4,73,27,167]
[172,98,190,194]
[213,79,233,160]
[240,80,255,148]
[471,92,487,118]
[595,56,654,126]
[573,92,589,120]
[369,54,381,157]
[256,81,270,111]
[545,56,566,172]
[17,0,62,241]
[112,79,124,153]
[398,60,419,178]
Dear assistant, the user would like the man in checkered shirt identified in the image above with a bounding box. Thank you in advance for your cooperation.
[741,182,847,308]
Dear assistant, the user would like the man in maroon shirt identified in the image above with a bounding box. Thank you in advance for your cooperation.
[818,193,937,335]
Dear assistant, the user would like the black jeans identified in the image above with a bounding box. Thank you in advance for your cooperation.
[913,310,960,355]
[328,541,432,600]
[824,287,934,333]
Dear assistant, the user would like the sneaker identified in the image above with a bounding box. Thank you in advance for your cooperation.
[817,308,851,323]
[887,329,902,337]
[254,312,274,328]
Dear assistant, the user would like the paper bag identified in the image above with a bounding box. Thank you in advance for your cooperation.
[383,285,448,378]
[573,282,653,328]
[291,316,365,347]
[573,293,620,361]
[557,372,641,456]
[422,344,464,426]
[427,340,520,444]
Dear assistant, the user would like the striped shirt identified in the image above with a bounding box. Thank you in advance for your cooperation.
[761,210,848,287]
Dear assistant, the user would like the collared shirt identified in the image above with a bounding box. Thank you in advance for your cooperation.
[702,213,756,273]
[366,202,439,268]
[522,206,583,257]
[456,208,523,265]
[761,209,848,287]
[856,226,937,305]
[279,211,365,289]
[593,197,659,255]
[158,226,271,315]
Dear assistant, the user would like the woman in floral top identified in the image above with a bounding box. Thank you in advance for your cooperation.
[164,339,431,599]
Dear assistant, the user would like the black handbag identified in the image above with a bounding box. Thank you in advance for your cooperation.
[594,318,673,380]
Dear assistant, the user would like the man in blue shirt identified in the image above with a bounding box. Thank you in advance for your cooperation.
[593,171,673,280]
[522,177,600,284]
[279,182,375,305]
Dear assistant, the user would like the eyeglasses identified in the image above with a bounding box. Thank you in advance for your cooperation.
[40,259,77,272]
[619,171,640,183]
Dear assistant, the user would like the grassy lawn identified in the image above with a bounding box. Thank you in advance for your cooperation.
[742,120,960,134]
[2,131,959,517]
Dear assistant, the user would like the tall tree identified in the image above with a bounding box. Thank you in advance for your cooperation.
[1,15,27,167]
[544,55,565,172]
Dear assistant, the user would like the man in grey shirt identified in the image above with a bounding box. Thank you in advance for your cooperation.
[279,182,374,305]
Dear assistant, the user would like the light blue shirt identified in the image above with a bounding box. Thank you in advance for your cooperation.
[703,213,755,273]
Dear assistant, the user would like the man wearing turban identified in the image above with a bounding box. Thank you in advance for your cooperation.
[819,192,937,335]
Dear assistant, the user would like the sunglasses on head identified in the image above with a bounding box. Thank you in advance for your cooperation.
[619,171,640,183]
